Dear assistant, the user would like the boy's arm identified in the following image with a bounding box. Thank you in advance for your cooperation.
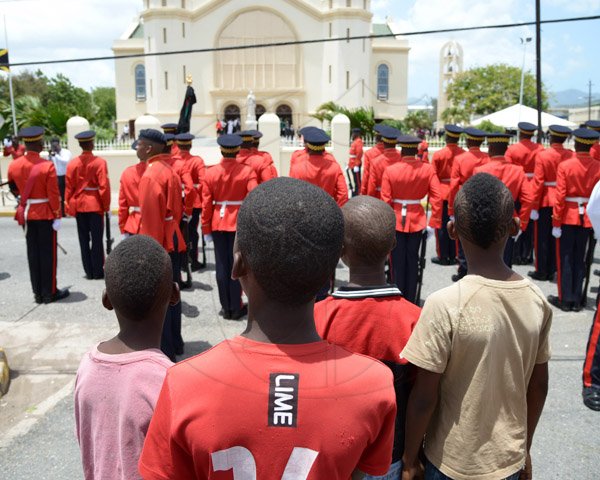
[401,367,441,480]
[523,362,548,476]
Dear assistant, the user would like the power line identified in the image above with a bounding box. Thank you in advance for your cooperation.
[4,14,600,68]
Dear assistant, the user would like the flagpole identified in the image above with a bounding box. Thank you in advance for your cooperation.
[4,15,17,135]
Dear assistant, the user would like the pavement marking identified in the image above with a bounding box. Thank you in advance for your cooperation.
[0,377,75,450]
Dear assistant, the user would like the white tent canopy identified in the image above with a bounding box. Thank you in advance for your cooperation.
[472,104,576,130]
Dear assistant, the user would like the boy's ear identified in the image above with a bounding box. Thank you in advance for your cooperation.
[102,290,113,311]
[447,220,457,240]
[232,250,248,280]
[169,282,181,306]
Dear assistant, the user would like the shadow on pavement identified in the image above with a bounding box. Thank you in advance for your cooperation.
[0,272,10,281]
[59,291,88,304]
[190,280,213,291]
[182,301,200,318]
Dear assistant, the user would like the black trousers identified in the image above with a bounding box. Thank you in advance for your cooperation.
[26,220,57,299]
[504,237,515,269]
[390,231,422,304]
[161,234,183,361]
[57,175,66,217]
[351,167,361,197]
[583,303,600,389]
[435,201,454,261]
[76,212,104,279]
[514,201,534,262]
[534,207,556,276]
[189,208,201,262]
[557,225,590,304]
[213,231,242,313]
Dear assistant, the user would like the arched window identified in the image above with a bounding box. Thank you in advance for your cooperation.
[256,104,266,120]
[135,64,146,102]
[377,64,389,101]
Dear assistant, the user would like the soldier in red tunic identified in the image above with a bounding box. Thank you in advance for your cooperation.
[348,127,364,196]
[586,120,600,161]
[366,126,402,199]
[361,124,386,196]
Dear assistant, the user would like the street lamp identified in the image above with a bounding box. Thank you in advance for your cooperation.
[519,37,532,107]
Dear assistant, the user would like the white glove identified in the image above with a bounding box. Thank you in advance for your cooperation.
[52,219,61,231]
[449,215,455,222]
[203,234,213,244]
[122,233,131,240]
[426,226,435,240]
[3,138,10,147]
[530,210,539,221]
[353,166,360,173]
[513,229,523,241]
[182,214,190,223]
[552,227,562,238]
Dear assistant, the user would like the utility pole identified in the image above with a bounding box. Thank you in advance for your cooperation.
[535,0,542,143]
[3,16,17,136]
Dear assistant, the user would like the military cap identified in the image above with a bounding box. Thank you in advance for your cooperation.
[74,130,96,142]
[585,120,600,132]
[397,135,421,148]
[463,127,486,141]
[444,124,463,138]
[303,128,330,145]
[517,122,537,134]
[251,130,263,139]
[217,134,243,154]
[164,133,175,146]
[18,126,45,142]
[548,125,572,138]
[138,129,166,145]
[351,128,362,134]
[131,140,139,150]
[373,124,387,134]
[573,128,600,145]
[238,130,256,142]
[379,126,401,144]
[175,133,194,145]
[299,126,318,136]
[161,123,178,133]
[486,132,513,144]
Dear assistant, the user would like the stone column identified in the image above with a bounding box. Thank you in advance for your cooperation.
[258,113,281,175]
[330,113,350,168]
[66,116,90,157]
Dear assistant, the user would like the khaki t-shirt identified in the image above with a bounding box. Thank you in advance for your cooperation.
[401,275,552,480]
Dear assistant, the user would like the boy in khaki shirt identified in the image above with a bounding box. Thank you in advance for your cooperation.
[401,173,552,480]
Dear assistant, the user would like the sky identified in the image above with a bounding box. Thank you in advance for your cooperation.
[1,0,599,102]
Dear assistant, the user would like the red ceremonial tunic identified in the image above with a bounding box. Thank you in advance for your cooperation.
[506,139,544,180]
[139,337,396,479]
[178,151,206,209]
[380,156,443,232]
[118,162,146,235]
[553,152,600,228]
[201,158,257,234]
[530,144,574,209]
[289,152,348,206]
[3,143,25,160]
[474,156,534,230]
[447,147,490,216]
[349,137,364,168]
[64,151,110,216]
[591,142,600,161]
[431,144,465,201]
[367,148,402,199]
[168,153,195,217]
[361,142,385,195]
[418,140,429,163]
[237,148,278,184]
[139,154,178,252]
[8,151,61,220]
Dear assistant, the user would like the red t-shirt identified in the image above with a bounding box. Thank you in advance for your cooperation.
[139,336,396,479]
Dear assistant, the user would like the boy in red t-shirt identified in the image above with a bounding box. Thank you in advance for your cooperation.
[315,195,421,479]
[140,178,397,479]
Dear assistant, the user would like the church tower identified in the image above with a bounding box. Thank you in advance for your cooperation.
[437,41,463,124]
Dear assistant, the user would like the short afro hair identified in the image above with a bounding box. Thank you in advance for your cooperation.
[342,196,396,264]
[236,177,344,305]
[454,173,514,249]
[104,235,172,320]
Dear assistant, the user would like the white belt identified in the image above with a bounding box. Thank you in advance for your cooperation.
[129,206,141,213]
[215,200,244,218]
[349,155,358,158]
[393,199,422,226]
[440,178,451,183]
[193,183,200,188]
[544,181,557,187]
[83,187,99,191]
[376,187,382,192]
[525,173,534,178]
[566,196,589,216]
[27,198,49,205]
[165,216,174,221]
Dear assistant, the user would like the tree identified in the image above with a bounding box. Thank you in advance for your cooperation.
[311,102,375,138]
[441,64,549,123]
[92,87,116,130]
[403,110,433,132]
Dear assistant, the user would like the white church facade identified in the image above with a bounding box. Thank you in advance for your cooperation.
[113,0,409,137]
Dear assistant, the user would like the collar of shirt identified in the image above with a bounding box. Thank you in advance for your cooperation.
[332,284,403,299]
[25,151,41,162]
[468,146,481,152]
[490,155,509,163]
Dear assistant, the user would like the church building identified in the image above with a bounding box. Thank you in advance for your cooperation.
[113,0,409,136]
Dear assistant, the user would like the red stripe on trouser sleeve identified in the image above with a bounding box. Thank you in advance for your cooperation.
[52,230,57,294]
[556,238,562,301]
[583,306,600,387]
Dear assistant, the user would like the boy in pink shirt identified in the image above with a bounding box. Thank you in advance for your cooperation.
[74,235,180,480]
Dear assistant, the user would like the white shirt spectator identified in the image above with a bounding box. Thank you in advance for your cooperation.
[51,148,72,176]
[586,180,600,236]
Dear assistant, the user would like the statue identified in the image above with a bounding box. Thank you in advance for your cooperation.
[246,90,256,121]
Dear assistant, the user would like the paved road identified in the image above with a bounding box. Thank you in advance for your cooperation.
[0,216,598,478]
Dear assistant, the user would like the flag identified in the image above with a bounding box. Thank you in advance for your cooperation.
[0,49,9,72]
[177,85,197,134]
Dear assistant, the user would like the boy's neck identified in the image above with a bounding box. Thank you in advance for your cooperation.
[98,317,163,354]
[242,302,322,345]
[347,263,388,287]
[462,242,523,282]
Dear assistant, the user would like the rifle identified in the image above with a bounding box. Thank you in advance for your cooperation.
[344,166,355,195]
[415,199,430,306]
[581,230,596,307]
[180,217,193,289]
[105,212,114,255]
